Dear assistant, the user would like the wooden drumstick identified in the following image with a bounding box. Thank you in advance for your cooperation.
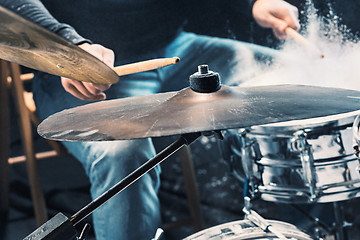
[285,27,325,59]
[112,57,180,76]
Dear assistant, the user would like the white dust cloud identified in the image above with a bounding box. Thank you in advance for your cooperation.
[235,1,360,91]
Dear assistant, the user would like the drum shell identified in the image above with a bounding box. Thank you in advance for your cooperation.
[220,115,360,203]
[183,219,313,240]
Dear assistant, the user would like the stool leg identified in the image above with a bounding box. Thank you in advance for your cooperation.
[178,146,205,232]
[9,62,48,226]
[0,60,10,213]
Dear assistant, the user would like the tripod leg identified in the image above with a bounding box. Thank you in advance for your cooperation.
[23,213,77,240]
[333,201,348,240]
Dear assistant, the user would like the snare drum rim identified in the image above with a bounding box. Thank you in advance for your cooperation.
[250,112,357,135]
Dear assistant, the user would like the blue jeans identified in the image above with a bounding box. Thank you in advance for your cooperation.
[33,32,276,240]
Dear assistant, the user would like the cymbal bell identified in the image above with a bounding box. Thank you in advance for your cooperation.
[0,5,119,84]
[38,84,360,141]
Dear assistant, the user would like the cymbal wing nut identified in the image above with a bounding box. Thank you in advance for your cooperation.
[189,64,221,93]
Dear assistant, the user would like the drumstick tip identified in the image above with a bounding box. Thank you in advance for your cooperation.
[285,27,325,59]
[173,57,180,64]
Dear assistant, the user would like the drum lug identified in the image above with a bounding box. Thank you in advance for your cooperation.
[239,129,262,195]
[352,115,360,174]
[354,145,360,173]
[294,131,318,201]
[218,129,246,182]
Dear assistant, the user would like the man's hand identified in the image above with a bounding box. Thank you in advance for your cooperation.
[61,43,115,101]
[252,0,300,39]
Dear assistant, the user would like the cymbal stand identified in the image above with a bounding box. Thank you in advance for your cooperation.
[23,132,201,240]
[290,204,331,239]
[290,202,352,240]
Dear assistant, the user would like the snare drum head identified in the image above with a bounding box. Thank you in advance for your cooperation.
[183,219,313,240]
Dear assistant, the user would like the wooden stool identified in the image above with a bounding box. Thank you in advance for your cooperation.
[166,146,205,232]
[0,60,66,226]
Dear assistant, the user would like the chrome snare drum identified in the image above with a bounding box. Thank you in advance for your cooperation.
[220,113,360,203]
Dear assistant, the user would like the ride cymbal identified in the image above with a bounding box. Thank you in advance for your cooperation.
[38,84,360,141]
[0,5,118,84]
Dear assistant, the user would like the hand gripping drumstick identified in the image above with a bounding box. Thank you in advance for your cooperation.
[112,57,180,77]
[285,27,325,59]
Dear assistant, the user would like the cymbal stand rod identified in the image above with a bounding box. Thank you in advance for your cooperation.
[290,204,331,235]
[70,132,201,226]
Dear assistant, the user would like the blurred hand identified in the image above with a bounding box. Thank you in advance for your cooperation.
[61,43,115,101]
[252,0,300,39]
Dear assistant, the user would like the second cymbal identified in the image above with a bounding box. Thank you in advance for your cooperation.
[0,5,118,84]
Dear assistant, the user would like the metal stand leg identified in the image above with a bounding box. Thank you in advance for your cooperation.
[290,202,352,240]
[70,132,201,226]
[290,204,331,238]
[24,133,202,239]
[333,201,349,240]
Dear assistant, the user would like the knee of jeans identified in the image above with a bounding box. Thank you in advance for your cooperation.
[86,139,160,193]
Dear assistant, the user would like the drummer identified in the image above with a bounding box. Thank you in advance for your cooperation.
[0,0,299,239]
